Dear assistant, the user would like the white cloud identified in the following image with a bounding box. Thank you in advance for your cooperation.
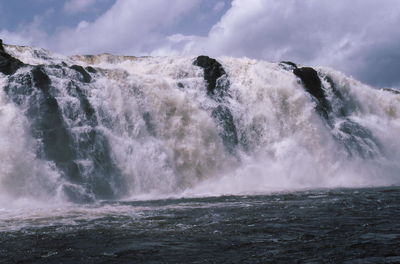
[156,0,400,87]
[64,0,98,14]
[0,30,33,46]
[1,0,201,55]
[54,0,201,55]
[0,13,48,48]
[202,0,399,60]
[2,0,400,86]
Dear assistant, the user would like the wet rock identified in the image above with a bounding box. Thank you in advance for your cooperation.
[279,61,298,71]
[193,55,229,96]
[382,88,400,95]
[0,39,24,75]
[281,61,298,68]
[1,40,125,201]
[143,112,156,136]
[0,39,4,52]
[212,105,239,153]
[70,64,92,83]
[32,66,51,92]
[85,66,97,74]
[27,90,76,165]
[294,67,324,102]
[293,67,331,120]
[66,81,96,123]
[318,73,382,158]
[85,131,123,199]
[6,63,123,200]
[322,75,349,117]
[335,119,381,159]
[194,56,238,152]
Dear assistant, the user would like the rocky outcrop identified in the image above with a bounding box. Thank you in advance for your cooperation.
[280,61,332,121]
[279,61,298,71]
[336,119,381,159]
[382,88,400,95]
[6,65,80,185]
[70,64,92,83]
[290,64,381,158]
[193,55,229,97]
[143,112,156,136]
[0,39,24,75]
[293,67,331,121]
[194,55,238,153]
[2,41,124,201]
[212,105,239,153]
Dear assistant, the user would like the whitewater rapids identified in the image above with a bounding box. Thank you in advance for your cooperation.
[0,44,400,206]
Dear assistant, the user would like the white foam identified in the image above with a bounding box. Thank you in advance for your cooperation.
[0,46,400,205]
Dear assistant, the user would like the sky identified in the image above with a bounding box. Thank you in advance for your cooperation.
[1,0,400,88]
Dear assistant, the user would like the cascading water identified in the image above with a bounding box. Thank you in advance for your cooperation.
[1,41,400,204]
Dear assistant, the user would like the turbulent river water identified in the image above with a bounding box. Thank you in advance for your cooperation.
[1,188,400,263]
[0,42,400,263]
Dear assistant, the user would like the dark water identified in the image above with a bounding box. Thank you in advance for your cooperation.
[1,187,400,263]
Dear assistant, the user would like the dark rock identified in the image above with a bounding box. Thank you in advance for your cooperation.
[27,92,76,164]
[63,161,81,183]
[382,88,400,95]
[26,94,77,183]
[323,75,335,89]
[85,66,97,74]
[84,130,123,199]
[319,73,382,158]
[212,105,238,153]
[293,67,331,120]
[5,61,124,201]
[60,79,125,199]
[294,67,323,101]
[66,81,96,122]
[0,41,125,201]
[143,112,156,136]
[335,119,381,159]
[193,55,229,96]
[31,66,51,92]
[0,40,24,75]
[279,61,298,71]
[193,56,238,152]
[70,64,92,83]
[281,61,297,68]
[322,75,349,117]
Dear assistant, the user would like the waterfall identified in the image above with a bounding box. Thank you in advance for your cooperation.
[1,43,399,203]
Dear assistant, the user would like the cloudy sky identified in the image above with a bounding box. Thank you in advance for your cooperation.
[1,0,399,88]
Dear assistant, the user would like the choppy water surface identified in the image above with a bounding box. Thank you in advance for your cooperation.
[1,187,400,264]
